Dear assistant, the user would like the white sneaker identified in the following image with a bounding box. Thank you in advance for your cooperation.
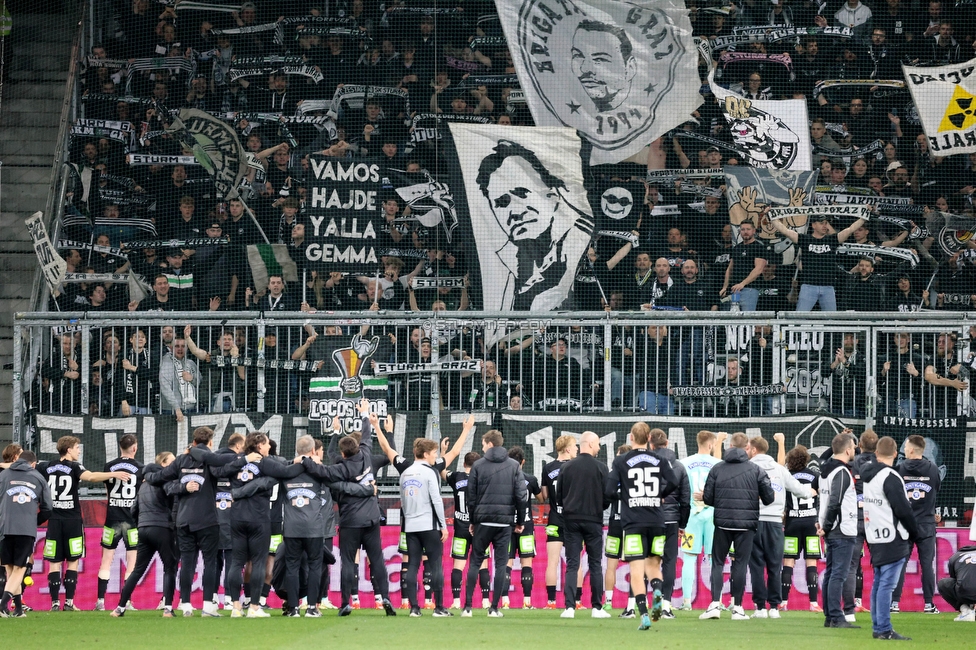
[452,598,461,610]
[201,602,221,617]
[753,608,768,619]
[461,608,472,617]
[181,604,194,617]
[768,608,781,619]
[592,607,611,619]
[954,605,975,622]
[845,614,856,623]
[700,602,722,620]
[731,606,749,621]
[224,596,234,609]
[320,598,338,610]
[230,608,243,618]
[501,597,510,609]
[561,608,575,619]
[246,607,271,618]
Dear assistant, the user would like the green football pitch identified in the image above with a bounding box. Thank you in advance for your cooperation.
[0,608,969,649]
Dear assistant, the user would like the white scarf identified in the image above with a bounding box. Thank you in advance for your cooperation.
[173,356,197,407]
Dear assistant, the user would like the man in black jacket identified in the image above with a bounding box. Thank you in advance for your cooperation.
[145,426,240,617]
[462,429,527,618]
[700,432,775,621]
[861,436,918,641]
[650,428,691,619]
[939,545,976,621]
[818,432,859,629]
[845,430,877,621]
[556,431,611,618]
[892,434,942,614]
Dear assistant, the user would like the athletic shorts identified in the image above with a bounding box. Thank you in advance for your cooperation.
[0,535,36,567]
[101,522,139,551]
[784,519,822,560]
[510,527,536,558]
[269,521,283,556]
[681,509,715,556]
[545,519,563,543]
[43,518,85,562]
[605,521,623,560]
[451,527,472,560]
[622,525,667,562]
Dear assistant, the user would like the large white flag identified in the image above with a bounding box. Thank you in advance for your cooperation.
[448,123,594,313]
[708,68,812,171]
[904,57,976,155]
[497,0,702,164]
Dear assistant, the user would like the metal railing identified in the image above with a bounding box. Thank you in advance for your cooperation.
[13,310,975,446]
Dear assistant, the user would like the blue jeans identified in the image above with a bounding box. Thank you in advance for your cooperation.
[823,535,856,623]
[871,559,906,635]
[610,368,634,407]
[677,328,704,385]
[738,287,760,312]
[796,284,837,311]
[637,391,673,414]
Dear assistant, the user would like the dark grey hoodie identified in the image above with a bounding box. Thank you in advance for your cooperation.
[0,459,52,537]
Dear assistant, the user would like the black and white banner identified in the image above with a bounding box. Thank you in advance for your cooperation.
[410,276,465,290]
[70,119,134,144]
[304,156,385,272]
[497,0,702,164]
[386,167,463,246]
[126,154,200,166]
[374,360,481,375]
[767,205,870,221]
[876,414,971,519]
[709,68,812,170]
[904,57,976,155]
[921,211,976,256]
[450,123,594,312]
[26,211,67,294]
[724,166,819,264]
[165,108,249,199]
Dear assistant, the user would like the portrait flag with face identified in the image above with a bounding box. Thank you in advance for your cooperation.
[449,123,594,313]
[497,0,702,164]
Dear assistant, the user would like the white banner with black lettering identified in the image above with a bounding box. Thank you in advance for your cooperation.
[25,211,67,295]
[374,360,482,375]
[497,0,702,164]
[903,57,976,155]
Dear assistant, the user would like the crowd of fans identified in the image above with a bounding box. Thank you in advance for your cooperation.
[31,0,976,418]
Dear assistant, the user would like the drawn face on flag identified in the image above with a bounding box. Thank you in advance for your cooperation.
[484,154,562,241]
[503,0,700,164]
[571,22,638,113]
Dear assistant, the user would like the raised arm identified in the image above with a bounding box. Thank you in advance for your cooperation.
[836,217,866,244]
[442,413,474,468]
[771,218,799,244]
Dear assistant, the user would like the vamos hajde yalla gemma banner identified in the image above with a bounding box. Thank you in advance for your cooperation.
[304,155,386,272]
